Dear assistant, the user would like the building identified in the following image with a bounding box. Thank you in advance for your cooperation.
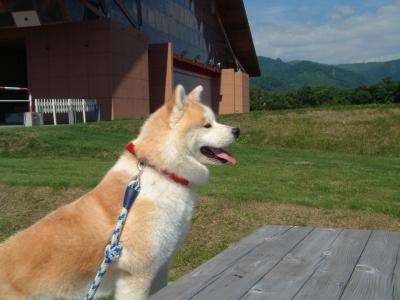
[0,0,260,121]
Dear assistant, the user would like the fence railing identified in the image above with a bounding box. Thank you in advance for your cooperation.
[34,98,100,125]
[0,86,32,111]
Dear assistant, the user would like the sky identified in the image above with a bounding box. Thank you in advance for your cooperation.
[243,0,400,64]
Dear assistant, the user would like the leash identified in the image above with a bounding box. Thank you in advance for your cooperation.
[84,142,190,299]
[84,162,145,300]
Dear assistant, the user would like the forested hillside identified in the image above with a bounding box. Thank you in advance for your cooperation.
[251,56,400,91]
[337,60,400,83]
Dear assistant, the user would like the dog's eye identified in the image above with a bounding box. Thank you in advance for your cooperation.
[204,123,212,128]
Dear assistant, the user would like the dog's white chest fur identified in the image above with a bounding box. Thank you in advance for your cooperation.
[113,156,198,288]
[138,168,197,261]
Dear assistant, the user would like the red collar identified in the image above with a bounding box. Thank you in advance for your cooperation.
[125,142,190,186]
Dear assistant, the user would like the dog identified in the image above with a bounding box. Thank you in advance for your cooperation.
[0,85,239,299]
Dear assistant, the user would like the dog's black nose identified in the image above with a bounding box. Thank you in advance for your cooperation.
[232,127,240,139]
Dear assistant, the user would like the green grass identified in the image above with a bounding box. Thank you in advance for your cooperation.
[202,145,400,216]
[1,105,400,290]
[2,104,400,159]
[1,105,399,216]
[1,144,399,216]
[221,105,400,157]
[0,118,143,160]
[0,157,111,188]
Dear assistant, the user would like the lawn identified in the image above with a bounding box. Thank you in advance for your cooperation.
[1,104,400,280]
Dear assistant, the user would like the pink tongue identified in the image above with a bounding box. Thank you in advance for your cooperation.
[212,148,237,165]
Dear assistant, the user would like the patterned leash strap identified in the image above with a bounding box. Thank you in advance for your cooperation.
[84,163,144,300]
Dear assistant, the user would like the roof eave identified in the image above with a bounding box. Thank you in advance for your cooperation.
[215,0,260,77]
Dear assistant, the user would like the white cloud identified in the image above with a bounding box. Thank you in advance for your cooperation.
[329,5,355,20]
[251,1,400,64]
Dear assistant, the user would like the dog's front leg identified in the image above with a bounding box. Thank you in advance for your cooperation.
[150,262,169,295]
[115,272,152,300]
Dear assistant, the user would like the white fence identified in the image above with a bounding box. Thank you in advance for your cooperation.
[34,98,100,125]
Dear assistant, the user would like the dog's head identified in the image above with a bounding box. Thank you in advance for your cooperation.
[173,85,239,166]
[134,85,239,184]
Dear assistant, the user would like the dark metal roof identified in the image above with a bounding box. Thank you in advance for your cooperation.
[216,0,260,77]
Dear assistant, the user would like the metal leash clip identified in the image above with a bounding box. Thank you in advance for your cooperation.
[123,161,144,210]
[133,161,145,183]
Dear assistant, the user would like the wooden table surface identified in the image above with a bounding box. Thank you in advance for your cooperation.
[151,225,400,300]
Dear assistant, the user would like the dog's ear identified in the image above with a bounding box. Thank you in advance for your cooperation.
[169,85,186,126]
[188,85,203,102]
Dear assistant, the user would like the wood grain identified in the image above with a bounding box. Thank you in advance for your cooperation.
[242,227,341,300]
[190,226,312,300]
[151,227,400,300]
[340,231,400,300]
[151,225,291,300]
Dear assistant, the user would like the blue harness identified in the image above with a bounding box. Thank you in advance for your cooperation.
[84,163,144,300]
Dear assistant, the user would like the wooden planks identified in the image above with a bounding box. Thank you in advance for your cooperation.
[190,226,312,300]
[151,226,400,300]
[242,228,342,300]
[394,237,400,300]
[151,225,292,300]
[292,229,372,300]
[340,231,400,300]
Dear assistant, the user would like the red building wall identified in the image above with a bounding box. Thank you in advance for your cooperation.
[25,20,149,120]
[0,20,250,120]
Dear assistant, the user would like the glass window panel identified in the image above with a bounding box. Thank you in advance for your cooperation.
[0,12,14,26]
[35,0,65,23]
[2,0,34,11]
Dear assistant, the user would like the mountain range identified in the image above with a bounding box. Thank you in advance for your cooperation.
[251,56,400,91]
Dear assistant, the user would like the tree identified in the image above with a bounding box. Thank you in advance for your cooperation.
[382,77,398,103]
[352,86,372,104]
[249,77,400,111]
[250,86,268,110]
[394,81,400,103]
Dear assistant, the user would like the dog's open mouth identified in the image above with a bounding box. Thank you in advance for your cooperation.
[200,146,237,165]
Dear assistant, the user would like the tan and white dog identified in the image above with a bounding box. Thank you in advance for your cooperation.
[0,85,239,300]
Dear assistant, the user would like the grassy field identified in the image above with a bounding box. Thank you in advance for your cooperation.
[1,105,400,280]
